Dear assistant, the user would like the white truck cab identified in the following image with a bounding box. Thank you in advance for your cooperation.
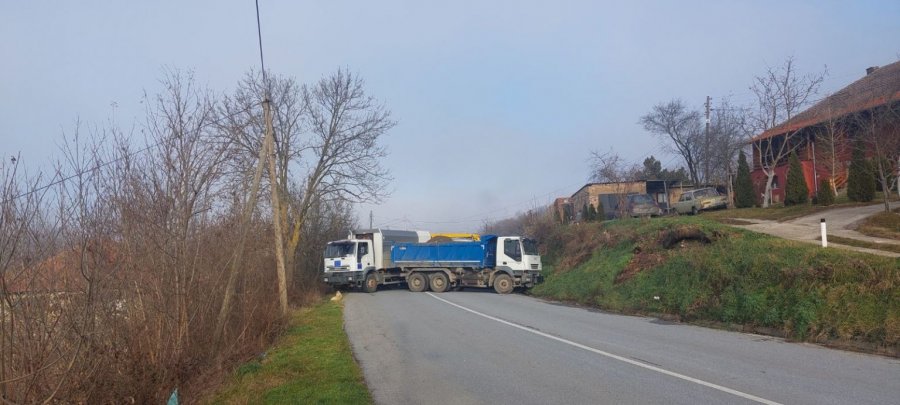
[323,229,428,291]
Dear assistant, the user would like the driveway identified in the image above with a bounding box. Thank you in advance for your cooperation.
[731,203,900,258]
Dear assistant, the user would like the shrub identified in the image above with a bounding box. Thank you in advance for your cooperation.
[848,140,876,202]
[784,152,809,206]
[735,150,755,208]
[818,178,835,206]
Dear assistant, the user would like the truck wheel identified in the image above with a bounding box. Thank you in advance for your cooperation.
[691,206,698,215]
[493,274,514,294]
[429,273,449,293]
[363,273,378,293]
[408,272,428,292]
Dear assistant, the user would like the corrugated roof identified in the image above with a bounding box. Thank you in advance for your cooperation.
[752,60,900,142]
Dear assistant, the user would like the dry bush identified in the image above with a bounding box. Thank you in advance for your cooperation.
[0,70,359,403]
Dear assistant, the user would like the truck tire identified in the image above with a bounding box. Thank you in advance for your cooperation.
[691,206,698,215]
[408,272,428,292]
[363,272,378,293]
[493,274,514,294]
[429,272,449,293]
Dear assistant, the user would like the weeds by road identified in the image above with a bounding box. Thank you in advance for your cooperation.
[206,301,371,405]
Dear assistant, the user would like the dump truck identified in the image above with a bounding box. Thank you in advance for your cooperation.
[321,229,542,294]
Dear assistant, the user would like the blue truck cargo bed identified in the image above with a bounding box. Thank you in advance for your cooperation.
[391,237,497,268]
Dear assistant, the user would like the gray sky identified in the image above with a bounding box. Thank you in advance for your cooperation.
[3,1,899,232]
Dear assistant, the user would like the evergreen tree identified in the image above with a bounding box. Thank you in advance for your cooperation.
[817,178,835,206]
[595,199,605,221]
[734,150,755,208]
[588,203,598,221]
[848,140,876,202]
[581,203,589,222]
[784,152,809,206]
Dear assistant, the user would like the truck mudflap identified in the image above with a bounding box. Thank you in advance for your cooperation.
[323,270,365,287]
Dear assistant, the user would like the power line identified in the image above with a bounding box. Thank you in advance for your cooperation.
[254,0,268,89]
[2,104,257,205]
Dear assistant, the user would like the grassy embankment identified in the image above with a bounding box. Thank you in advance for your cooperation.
[703,192,899,222]
[206,301,371,405]
[857,208,900,240]
[532,217,900,354]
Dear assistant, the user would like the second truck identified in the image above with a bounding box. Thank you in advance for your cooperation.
[322,229,542,294]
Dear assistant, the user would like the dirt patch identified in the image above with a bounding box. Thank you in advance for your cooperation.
[555,225,619,272]
[657,225,713,249]
[615,248,666,284]
[615,225,717,284]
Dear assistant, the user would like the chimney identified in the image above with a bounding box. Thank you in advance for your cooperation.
[866,66,880,75]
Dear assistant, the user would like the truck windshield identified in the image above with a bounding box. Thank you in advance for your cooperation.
[522,239,538,255]
[325,242,355,258]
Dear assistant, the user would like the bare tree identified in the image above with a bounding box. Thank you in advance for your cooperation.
[853,90,900,212]
[746,56,825,207]
[809,93,855,197]
[220,68,393,306]
[640,100,704,184]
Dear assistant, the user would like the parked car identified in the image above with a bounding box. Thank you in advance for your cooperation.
[626,193,662,217]
[673,188,727,215]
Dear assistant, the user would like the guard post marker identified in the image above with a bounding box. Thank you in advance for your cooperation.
[820,218,827,248]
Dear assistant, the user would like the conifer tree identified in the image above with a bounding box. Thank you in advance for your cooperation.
[588,203,598,221]
[817,178,834,206]
[734,150,755,208]
[848,140,875,202]
[581,203,589,222]
[784,152,808,206]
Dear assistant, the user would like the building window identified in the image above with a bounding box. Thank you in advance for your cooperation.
[772,176,780,189]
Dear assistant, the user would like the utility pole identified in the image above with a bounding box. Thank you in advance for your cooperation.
[264,99,289,317]
[369,210,374,228]
[704,96,711,186]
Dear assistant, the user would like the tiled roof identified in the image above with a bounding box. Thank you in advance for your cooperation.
[752,60,900,142]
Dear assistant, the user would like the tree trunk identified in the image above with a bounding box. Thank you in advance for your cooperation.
[763,169,775,208]
[264,100,289,317]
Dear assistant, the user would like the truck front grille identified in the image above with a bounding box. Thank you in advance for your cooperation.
[531,264,539,270]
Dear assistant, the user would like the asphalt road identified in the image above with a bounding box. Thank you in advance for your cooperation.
[343,289,900,405]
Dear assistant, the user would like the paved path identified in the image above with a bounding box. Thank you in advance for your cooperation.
[344,289,900,405]
[731,204,900,257]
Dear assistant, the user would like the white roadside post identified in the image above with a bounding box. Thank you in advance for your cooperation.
[820,218,827,248]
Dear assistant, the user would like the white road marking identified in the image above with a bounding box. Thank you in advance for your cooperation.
[427,292,783,405]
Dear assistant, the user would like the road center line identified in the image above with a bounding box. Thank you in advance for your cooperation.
[426,292,782,405]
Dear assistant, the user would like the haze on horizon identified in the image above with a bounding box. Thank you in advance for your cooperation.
[3,1,899,232]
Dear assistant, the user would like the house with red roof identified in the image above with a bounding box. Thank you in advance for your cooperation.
[749,61,900,203]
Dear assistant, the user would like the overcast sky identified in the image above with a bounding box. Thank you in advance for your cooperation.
[3,1,899,232]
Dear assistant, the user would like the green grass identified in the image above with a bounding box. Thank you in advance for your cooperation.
[205,301,372,405]
[824,235,900,254]
[856,209,900,240]
[533,217,900,349]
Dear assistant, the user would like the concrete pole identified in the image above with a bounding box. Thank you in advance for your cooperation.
[820,218,827,248]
